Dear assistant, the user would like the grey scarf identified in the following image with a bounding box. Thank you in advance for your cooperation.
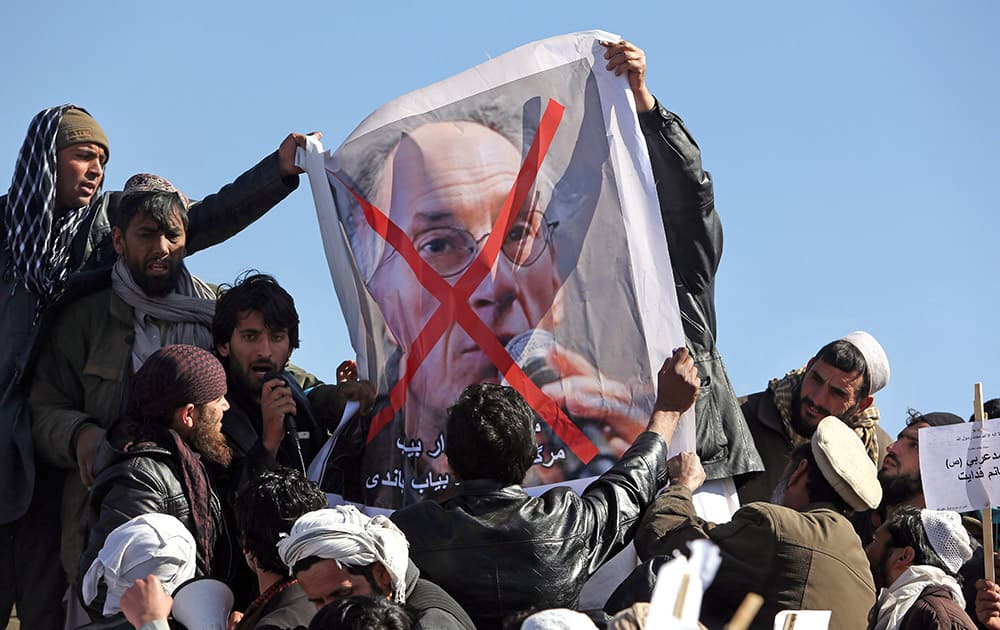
[111,257,216,370]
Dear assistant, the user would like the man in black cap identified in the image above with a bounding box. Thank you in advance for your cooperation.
[0,104,314,627]
[79,343,231,620]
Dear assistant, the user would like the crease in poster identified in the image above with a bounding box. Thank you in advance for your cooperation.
[305,30,687,509]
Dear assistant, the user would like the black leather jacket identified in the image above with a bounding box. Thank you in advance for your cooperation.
[640,100,764,480]
[390,431,667,630]
[80,429,232,596]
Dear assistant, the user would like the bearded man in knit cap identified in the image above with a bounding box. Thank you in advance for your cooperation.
[736,330,893,504]
[277,505,475,630]
[80,344,231,611]
[1,104,313,628]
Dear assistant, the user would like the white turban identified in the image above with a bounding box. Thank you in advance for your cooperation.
[81,513,197,617]
[840,330,890,394]
[276,506,410,604]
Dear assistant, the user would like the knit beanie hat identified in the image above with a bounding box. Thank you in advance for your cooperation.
[128,344,227,423]
[56,107,109,159]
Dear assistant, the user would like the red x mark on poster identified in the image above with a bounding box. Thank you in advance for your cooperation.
[335,98,598,464]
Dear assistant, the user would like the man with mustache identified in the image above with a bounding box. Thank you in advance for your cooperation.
[736,331,893,504]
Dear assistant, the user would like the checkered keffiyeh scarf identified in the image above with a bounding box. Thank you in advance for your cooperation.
[769,366,881,464]
[3,105,98,303]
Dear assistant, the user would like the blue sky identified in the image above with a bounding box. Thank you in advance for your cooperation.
[3,1,997,439]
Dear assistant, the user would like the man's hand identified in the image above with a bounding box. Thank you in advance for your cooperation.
[75,424,105,487]
[278,131,322,177]
[654,348,700,413]
[261,378,297,455]
[308,381,377,430]
[120,575,172,628]
[602,40,655,113]
[977,577,1000,629]
[336,359,359,384]
[668,452,706,493]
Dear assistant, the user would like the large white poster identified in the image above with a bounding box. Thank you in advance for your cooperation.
[304,30,688,509]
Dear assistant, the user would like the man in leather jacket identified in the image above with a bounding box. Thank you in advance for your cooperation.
[389,347,700,630]
[80,344,233,620]
[611,39,764,484]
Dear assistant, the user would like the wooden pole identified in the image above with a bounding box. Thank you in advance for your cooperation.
[975,383,995,583]
[724,593,764,630]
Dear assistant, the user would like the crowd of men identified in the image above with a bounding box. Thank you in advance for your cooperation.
[2,40,999,630]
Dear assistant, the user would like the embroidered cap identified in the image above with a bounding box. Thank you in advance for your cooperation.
[122,172,190,210]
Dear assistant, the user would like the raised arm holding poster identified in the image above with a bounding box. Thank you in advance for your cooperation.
[303,30,688,509]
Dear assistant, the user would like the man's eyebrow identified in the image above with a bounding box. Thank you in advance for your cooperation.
[412,210,454,224]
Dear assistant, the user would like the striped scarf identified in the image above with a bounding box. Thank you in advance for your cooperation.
[768,367,881,464]
[3,105,98,304]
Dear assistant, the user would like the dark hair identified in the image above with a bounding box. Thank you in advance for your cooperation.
[309,596,414,630]
[789,443,851,514]
[812,339,871,398]
[213,272,300,350]
[971,398,1000,422]
[235,469,327,575]
[445,384,536,485]
[884,505,953,575]
[114,191,189,232]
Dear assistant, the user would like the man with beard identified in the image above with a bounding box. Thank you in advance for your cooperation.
[856,410,965,542]
[210,273,374,605]
[865,506,976,629]
[856,410,990,626]
[736,331,893,504]
[212,272,374,485]
[79,344,233,618]
[28,174,230,594]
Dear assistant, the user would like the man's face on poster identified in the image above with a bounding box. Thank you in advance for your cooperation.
[368,121,562,437]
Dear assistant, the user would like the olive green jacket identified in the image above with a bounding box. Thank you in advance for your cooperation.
[636,486,876,630]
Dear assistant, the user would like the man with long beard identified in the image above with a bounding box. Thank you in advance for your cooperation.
[79,344,233,622]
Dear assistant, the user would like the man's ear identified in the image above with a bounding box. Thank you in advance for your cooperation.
[894,545,916,571]
[858,394,875,414]
[112,226,125,255]
[217,341,231,358]
[788,456,810,488]
[372,562,394,598]
[171,403,197,432]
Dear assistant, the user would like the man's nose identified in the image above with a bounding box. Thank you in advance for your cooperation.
[87,158,103,179]
[152,234,170,256]
[470,257,519,315]
[886,440,899,454]
[256,337,273,359]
